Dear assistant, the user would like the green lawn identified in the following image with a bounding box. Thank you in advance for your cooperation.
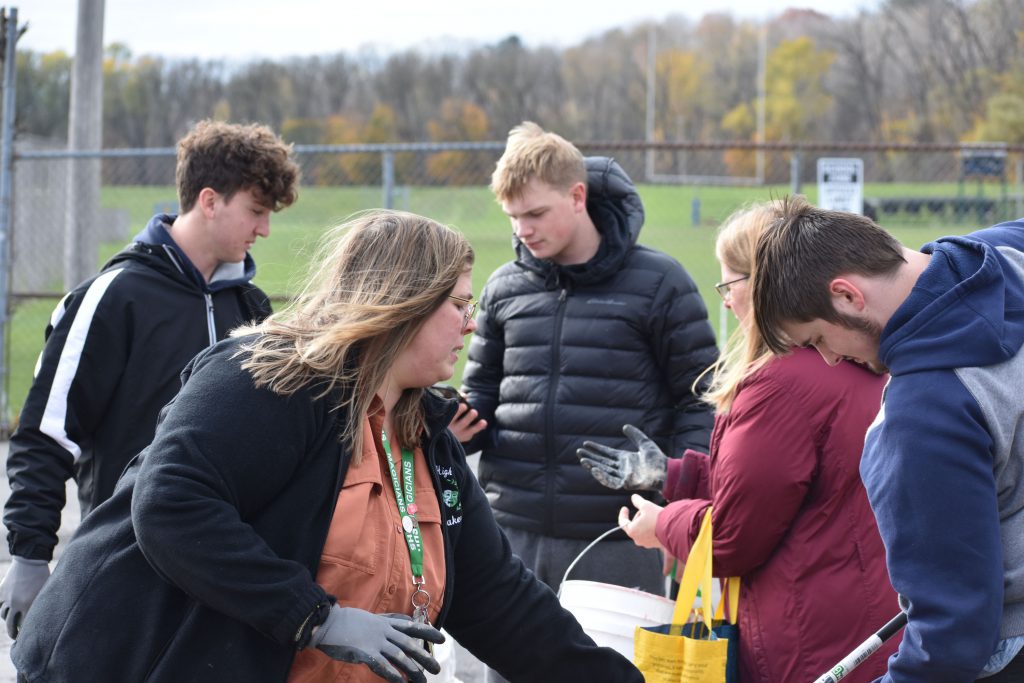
[5,182,1013,423]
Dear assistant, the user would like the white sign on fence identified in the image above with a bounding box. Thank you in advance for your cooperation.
[817,157,864,214]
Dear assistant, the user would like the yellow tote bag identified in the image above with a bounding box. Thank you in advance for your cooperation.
[633,510,740,683]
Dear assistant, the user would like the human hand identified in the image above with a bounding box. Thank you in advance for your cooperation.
[618,494,664,550]
[0,556,50,638]
[577,424,668,491]
[662,551,681,580]
[312,605,445,683]
[448,400,487,443]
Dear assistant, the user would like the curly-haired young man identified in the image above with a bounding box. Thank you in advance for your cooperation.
[0,120,300,639]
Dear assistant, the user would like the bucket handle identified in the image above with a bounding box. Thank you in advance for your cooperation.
[556,525,625,599]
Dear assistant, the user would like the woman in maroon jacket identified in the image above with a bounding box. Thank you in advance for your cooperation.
[578,199,901,682]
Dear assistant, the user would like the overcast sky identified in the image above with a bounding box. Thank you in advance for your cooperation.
[20,0,881,60]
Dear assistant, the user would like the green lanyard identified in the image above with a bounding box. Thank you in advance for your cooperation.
[381,431,424,580]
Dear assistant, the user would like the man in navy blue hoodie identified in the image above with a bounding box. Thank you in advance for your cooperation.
[751,198,1024,682]
[0,119,299,639]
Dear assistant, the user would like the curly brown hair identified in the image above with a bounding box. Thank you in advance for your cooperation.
[175,119,300,213]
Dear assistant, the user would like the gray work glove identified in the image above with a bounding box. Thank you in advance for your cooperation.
[312,604,445,683]
[577,424,668,491]
[0,556,50,639]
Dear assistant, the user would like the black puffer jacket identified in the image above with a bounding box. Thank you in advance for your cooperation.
[462,157,718,539]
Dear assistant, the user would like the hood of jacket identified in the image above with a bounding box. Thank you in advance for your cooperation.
[880,230,1024,375]
[105,214,258,293]
[513,156,644,290]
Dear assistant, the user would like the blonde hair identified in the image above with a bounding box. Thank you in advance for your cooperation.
[698,201,786,413]
[490,121,586,201]
[232,210,474,460]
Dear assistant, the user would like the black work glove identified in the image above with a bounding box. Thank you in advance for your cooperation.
[577,424,668,491]
[312,604,445,683]
[0,556,50,639]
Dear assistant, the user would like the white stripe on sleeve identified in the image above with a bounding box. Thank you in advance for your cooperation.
[39,268,125,462]
[32,293,73,379]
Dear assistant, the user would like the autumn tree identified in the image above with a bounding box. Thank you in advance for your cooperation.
[966,29,1024,143]
[16,50,72,141]
[461,36,564,137]
[721,36,834,176]
[425,98,491,184]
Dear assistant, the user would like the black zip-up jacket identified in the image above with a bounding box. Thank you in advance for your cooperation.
[4,214,271,561]
[462,157,719,538]
[12,337,642,682]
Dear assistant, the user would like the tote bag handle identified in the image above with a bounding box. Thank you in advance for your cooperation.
[669,509,740,636]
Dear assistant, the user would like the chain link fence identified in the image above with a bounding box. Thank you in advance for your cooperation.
[5,139,1024,428]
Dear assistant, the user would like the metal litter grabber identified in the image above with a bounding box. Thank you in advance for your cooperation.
[811,611,907,683]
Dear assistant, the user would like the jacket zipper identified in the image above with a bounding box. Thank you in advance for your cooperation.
[204,293,216,346]
[425,431,456,628]
[544,288,569,534]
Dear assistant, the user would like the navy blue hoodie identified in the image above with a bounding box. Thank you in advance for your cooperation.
[864,219,1024,681]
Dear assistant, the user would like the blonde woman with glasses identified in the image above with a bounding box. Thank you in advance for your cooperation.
[12,210,643,683]
[578,198,899,682]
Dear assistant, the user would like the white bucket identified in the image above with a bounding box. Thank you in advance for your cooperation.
[559,579,676,661]
[555,527,724,662]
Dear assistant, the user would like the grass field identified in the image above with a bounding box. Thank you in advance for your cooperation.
[5,181,1016,422]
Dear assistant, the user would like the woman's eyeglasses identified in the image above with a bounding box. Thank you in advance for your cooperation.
[714,275,749,300]
[448,294,478,327]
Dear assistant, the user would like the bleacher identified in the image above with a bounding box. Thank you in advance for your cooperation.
[864,148,1013,224]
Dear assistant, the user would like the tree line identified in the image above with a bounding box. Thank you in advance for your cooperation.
[13,0,1024,173]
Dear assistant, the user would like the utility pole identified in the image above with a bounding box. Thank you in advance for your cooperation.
[756,21,767,185]
[64,0,104,290]
[644,24,656,182]
[0,7,26,433]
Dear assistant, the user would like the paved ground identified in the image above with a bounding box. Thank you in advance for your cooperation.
[0,442,486,682]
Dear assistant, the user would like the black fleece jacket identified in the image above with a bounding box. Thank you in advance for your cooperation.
[12,336,642,683]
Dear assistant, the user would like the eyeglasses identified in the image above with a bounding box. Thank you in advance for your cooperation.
[448,294,478,327]
[714,275,749,300]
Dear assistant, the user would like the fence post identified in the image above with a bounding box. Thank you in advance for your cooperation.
[381,151,395,209]
[790,150,802,195]
[0,8,21,433]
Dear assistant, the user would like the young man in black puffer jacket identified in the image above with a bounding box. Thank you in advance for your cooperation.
[454,123,718,661]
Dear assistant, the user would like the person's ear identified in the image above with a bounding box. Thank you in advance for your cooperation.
[829,277,866,315]
[569,181,587,212]
[197,187,219,219]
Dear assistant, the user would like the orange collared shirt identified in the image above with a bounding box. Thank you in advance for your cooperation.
[289,399,447,683]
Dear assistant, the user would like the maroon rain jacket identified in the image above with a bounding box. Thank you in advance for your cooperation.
[656,348,900,683]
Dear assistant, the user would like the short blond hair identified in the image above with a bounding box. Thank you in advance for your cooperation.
[490,121,586,201]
